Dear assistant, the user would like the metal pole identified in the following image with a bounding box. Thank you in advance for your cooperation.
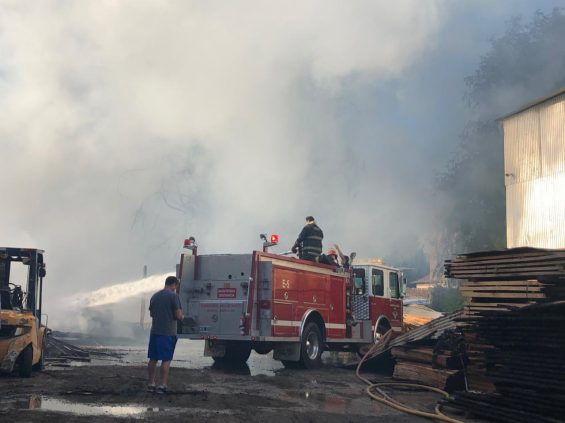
[140,265,148,328]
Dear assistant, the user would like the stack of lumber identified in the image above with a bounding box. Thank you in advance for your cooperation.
[391,330,466,392]
[443,247,565,422]
[445,302,565,423]
[445,247,565,315]
[445,247,565,280]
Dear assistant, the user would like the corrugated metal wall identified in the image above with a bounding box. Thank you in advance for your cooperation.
[540,93,565,177]
[503,107,541,184]
[503,92,565,248]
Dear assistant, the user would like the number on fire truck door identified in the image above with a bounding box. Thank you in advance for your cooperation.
[272,269,297,336]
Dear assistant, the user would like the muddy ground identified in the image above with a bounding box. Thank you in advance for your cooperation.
[0,341,474,422]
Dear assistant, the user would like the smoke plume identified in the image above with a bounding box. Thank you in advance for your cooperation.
[0,1,561,329]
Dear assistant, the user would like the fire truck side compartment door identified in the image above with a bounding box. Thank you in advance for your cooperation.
[177,254,196,334]
[258,261,273,336]
[271,267,297,337]
[369,267,391,325]
[328,275,346,338]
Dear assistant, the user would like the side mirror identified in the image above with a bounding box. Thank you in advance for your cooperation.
[349,252,357,263]
[39,268,46,278]
[401,277,407,298]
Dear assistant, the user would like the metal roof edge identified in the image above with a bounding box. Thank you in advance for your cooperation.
[497,86,565,122]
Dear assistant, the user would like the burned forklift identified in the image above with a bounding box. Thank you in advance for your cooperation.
[0,248,47,377]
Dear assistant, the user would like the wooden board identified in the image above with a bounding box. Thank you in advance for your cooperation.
[393,362,463,391]
[460,287,544,293]
[463,292,546,299]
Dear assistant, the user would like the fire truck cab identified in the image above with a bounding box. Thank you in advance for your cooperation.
[177,239,404,368]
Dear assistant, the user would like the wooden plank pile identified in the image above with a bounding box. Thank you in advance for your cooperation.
[391,330,466,392]
[363,311,467,391]
[444,302,565,422]
[366,310,463,359]
[443,247,565,422]
[445,247,565,280]
[446,248,565,315]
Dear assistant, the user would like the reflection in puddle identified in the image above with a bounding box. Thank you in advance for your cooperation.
[299,392,350,413]
[287,390,381,414]
[64,341,285,377]
[57,342,356,377]
[14,395,152,417]
[4,396,237,418]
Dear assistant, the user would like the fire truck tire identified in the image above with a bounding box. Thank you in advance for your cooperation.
[357,322,391,358]
[299,322,324,369]
[18,345,33,378]
[253,343,273,355]
[375,322,391,342]
[213,342,252,364]
[356,344,372,358]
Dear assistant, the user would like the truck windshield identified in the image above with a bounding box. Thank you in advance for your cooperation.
[352,268,365,295]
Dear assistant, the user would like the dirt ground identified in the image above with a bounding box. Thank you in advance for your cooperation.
[0,363,463,422]
[0,340,476,422]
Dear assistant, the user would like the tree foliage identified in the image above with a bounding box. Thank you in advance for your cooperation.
[430,287,464,313]
[437,9,565,254]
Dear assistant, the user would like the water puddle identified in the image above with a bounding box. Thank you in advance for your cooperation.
[284,390,381,414]
[3,395,237,418]
[57,341,284,376]
[6,395,156,418]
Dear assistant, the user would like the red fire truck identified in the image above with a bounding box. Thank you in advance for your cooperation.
[177,236,405,368]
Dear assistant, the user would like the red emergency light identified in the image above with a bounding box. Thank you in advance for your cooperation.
[261,232,279,252]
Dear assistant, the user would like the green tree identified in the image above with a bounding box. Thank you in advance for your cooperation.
[437,9,565,254]
[430,287,464,313]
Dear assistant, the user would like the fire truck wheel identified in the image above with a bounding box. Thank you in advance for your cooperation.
[300,322,323,369]
[356,344,372,358]
[253,343,273,355]
[375,323,391,343]
[18,345,33,378]
[214,342,252,364]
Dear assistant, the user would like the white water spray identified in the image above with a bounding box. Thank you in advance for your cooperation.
[68,272,175,309]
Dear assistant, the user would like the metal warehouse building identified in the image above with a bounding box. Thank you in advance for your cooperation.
[501,88,565,249]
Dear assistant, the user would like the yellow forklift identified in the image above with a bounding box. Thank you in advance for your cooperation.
[0,248,47,377]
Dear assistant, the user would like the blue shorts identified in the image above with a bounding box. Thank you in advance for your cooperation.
[148,334,178,361]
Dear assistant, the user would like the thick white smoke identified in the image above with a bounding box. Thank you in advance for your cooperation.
[1,1,559,329]
[0,1,444,328]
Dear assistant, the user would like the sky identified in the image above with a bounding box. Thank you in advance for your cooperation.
[0,0,563,328]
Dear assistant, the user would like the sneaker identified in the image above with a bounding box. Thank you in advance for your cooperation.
[147,384,156,393]
[156,385,168,395]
